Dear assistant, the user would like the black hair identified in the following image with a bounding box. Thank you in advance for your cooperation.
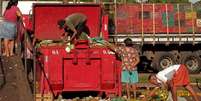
[6,0,18,10]
[57,19,65,29]
[124,38,133,47]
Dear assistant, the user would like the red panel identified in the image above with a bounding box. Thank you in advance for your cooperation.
[143,4,153,33]
[39,47,64,91]
[64,58,101,89]
[33,4,101,40]
[154,4,166,33]
[63,48,101,89]
[101,55,115,81]
[116,4,131,33]
[37,43,121,95]
[116,4,201,34]
[48,54,63,87]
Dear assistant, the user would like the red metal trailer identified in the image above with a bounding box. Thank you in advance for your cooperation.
[34,4,121,100]
[116,4,201,34]
[112,3,201,73]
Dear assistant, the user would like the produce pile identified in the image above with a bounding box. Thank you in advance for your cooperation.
[50,87,169,101]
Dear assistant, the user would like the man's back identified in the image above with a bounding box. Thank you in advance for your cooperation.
[65,13,87,27]
[156,64,180,83]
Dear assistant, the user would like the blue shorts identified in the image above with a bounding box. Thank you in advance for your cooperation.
[0,21,16,39]
[121,70,138,84]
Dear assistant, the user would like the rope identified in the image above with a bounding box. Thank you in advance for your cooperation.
[165,4,169,44]
[191,3,195,45]
[177,4,181,45]
[152,3,155,45]
[141,3,144,45]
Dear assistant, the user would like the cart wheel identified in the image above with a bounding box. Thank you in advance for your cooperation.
[182,54,201,74]
[152,53,176,71]
[159,56,174,69]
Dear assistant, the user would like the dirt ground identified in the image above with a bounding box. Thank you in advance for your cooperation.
[0,55,201,101]
[184,86,201,101]
[0,56,33,101]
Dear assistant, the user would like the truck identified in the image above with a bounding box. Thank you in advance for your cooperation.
[109,3,201,73]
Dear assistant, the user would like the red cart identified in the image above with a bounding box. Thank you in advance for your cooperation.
[34,4,121,100]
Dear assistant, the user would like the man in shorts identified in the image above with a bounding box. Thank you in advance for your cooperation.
[103,38,140,99]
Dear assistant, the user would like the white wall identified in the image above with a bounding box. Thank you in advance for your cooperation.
[2,1,62,15]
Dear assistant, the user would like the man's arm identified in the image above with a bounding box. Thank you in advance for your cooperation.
[154,77,172,93]
[69,28,77,41]
[65,21,77,42]
[102,41,117,52]
[142,87,160,101]
[133,54,140,68]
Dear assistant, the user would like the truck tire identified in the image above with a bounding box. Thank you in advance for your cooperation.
[153,53,176,71]
[181,54,201,74]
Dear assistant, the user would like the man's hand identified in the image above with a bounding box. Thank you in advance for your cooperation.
[141,95,147,101]
[60,32,67,39]
[144,87,160,100]
[102,41,116,51]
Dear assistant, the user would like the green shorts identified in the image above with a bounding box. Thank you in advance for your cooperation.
[121,70,138,84]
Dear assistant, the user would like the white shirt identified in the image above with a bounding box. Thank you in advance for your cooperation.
[156,64,180,83]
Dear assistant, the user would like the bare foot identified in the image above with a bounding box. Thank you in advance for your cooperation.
[2,53,6,56]
[6,54,10,57]
[9,53,14,57]
[2,52,9,57]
